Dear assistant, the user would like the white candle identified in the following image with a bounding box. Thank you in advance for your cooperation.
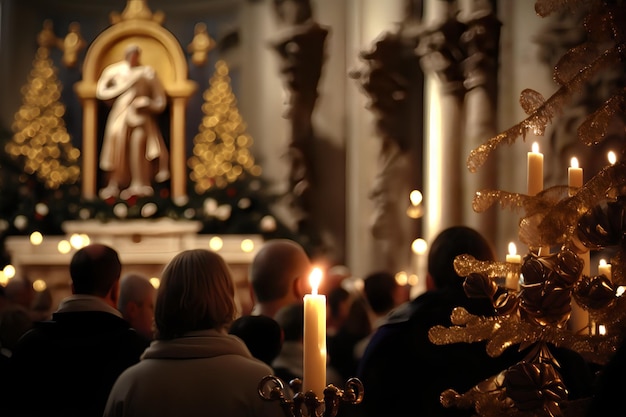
[568,157,583,196]
[527,142,544,196]
[303,267,327,396]
[598,259,612,281]
[505,242,521,290]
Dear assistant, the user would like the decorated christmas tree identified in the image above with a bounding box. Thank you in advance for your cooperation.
[188,60,262,193]
[431,1,626,416]
[5,46,80,190]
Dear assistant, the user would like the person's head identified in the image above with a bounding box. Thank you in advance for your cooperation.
[427,226,495,290]
[69,244,121,307]
[229,315,283,365]
[118,273,156,341]
[327,286,351,328]
[124,44,141,66]
[155,249,237,340]
[4,277,35,311]
[249,239,311,317]
[363,271,404,315]
[274,302,304,342]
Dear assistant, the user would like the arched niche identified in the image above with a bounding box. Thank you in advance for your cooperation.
[74,1,197,202]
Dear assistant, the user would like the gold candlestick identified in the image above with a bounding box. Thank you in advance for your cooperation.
[258,376,364,417]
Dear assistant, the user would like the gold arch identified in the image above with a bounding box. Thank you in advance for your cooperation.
[74,4,197,201]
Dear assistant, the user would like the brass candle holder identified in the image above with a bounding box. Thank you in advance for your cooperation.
[258,375,364,417]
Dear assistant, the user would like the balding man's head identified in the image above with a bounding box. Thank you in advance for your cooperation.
[249,239,311,304]
[69,244,121,297]
[118,273,156,340]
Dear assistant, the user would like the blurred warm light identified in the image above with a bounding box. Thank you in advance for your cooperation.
[408,274,419,286]
[598,325,607,336]
[532,142,539,153]
[149,277,160,289]
[260,215,277,232]
[33,279,47,292]
[80,234,90,246]
[209,236,223,251]
[0,271,7,286]
[240,238,254,253]
[69,233,84,249]
[508,242,517,256]
[395,271,408,286]
[608,151,617,165]
[570,157,579,169]
[410,190,422,206]
[412,238,428,255]
[3,264,16,279]
[58,240,72,254]
[617,286,626,297]
[30,231,44,245]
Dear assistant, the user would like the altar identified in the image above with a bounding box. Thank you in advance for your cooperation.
[5,219,263,315]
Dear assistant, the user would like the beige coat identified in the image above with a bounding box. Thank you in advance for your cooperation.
[104,329,285,417]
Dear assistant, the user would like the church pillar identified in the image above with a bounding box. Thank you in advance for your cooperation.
[344,0,404,277]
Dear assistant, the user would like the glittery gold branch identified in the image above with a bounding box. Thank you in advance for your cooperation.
[472,190,526,213]
[467,43,623,173]
[429,306,617,364]
[453,254,516,279]
[578,91,626,147]
[440,371,514,417]
[534,0,588,17]
[466,85,569,173]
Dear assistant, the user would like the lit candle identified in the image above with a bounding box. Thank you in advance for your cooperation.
[303,267,327,396]
[568,157,583,196]
[505,242,521,290]
[527,142,544,196]
[598,259,612,281]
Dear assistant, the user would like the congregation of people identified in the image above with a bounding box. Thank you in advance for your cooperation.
[0,228,624,416]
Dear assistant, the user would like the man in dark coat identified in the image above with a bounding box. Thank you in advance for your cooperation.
[3,244,147,417]
[354,226,518,417]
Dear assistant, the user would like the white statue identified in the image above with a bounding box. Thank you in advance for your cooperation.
[97,44,170,200]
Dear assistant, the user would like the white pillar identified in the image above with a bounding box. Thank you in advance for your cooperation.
[240,0,290,197]
[345,0,404,277]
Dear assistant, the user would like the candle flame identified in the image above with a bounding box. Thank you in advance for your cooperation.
[608,151,617,165]
[599,325,606,336]
[570,157,579,169]
[599,258,607,267]
[532,142,539,153]
[309,267,322,295]
[508,242,517,256]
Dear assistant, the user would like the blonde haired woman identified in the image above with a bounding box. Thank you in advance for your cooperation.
[104,249,283,417]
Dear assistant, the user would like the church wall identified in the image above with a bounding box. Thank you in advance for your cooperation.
[0,0,559,283]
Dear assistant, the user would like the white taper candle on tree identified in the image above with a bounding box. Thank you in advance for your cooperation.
[598,259,612,281]
[527,142,544,196]
[568,157,583,196]
[505,242,521,290]
[303,267,327,396]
